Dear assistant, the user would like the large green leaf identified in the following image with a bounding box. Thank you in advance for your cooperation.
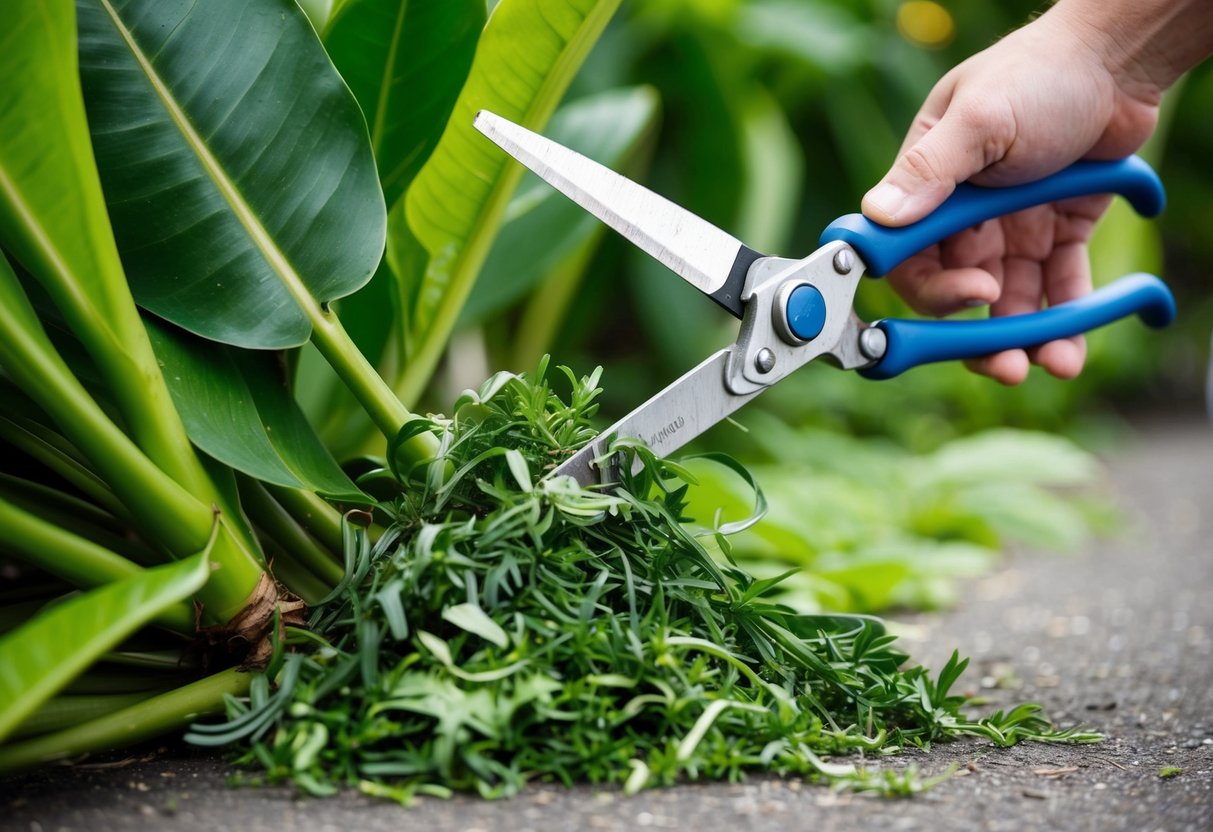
[144,319,366,503]
[457,86,660,328]
[0,1,129,336]
[0,0,217,499]
[75,0,386,349]
[324,0,484,208]
[392,0,623,403]
[0,551,210,743]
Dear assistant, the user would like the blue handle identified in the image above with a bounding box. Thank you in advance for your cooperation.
[861,273,1175,380]
[819,157,1165,276]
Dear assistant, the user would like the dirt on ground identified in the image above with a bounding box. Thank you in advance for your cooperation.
[3,416,1211,832]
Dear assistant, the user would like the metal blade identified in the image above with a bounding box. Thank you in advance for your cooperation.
[474,110,761,318]
[550,350,763,486]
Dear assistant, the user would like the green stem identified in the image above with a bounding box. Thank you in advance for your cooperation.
[8,690,169,741]
[239,477,344,588]
[0,262,262,622]
[0,497,194,634]
[0,668,251,774]
[0,415,129,521]
[264,483,345,554]
[309,306,440,465]
[0,473,157,564]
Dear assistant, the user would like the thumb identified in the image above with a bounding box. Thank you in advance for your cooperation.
[862,111,1000,227]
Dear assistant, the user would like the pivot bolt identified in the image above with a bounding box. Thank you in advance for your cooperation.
[859,327,887,361]
[755,348,776,374]
[832,248,854,275]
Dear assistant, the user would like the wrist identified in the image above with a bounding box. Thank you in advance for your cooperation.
[1047,0,1212,99]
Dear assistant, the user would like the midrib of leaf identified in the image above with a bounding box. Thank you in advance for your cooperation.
[396,0,622,405]
[0,167,116,339]
[97,0,320,329]
[369,0,408,157]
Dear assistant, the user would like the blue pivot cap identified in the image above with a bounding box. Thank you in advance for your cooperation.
[785,284,827,341]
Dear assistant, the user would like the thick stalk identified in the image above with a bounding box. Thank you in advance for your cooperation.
[0,267,262,622]
[0,0,230,509]
[0,498,194,633]
[0,668,251,774]
[9,690,167,741]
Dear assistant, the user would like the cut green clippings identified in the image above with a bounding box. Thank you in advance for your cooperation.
[194,362,1098,800]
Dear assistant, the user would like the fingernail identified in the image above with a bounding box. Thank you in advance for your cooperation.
[864,183,907,222]
[964,299,988,308]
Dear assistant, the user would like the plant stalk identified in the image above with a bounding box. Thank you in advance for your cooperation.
[0,497,195,634]
[308,305,441,465]
[0,264,263,622]
[0,668,251,774]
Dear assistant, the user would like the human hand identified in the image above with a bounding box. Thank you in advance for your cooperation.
[862,6,1162,384]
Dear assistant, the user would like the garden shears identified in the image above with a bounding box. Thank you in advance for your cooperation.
[473,112,1176,487]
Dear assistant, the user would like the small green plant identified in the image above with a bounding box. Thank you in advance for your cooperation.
[1158,766,1183,778]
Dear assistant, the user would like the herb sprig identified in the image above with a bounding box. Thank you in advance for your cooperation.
[191,360,1098,800]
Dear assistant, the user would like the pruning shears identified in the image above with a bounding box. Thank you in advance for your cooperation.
[473,112,1176,487]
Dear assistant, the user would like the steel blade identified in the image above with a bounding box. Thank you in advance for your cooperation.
[474,110,760,318]
[550,350,763,486]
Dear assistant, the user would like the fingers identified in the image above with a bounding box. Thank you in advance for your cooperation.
[1032,239,1093,379]
[887,259,1001,317]
[964,232,1094,385]
[862,99,1014,226]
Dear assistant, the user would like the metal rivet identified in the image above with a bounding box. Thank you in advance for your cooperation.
[832,248,854,275]
[859,327,887,361]
[755,348,776,374]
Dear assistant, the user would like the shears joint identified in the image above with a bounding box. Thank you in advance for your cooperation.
[724,242,877,396]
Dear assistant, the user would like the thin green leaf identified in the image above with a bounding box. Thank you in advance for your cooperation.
[0,550,212,743]
[441,603,509,649]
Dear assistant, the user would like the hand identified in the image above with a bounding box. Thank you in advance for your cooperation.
[862,7,1162,384]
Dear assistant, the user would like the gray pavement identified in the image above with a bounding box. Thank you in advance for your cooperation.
[4,416,1212,831]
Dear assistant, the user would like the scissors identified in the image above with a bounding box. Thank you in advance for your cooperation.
[473,112,1176,486]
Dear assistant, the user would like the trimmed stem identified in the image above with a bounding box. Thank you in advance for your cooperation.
[0,668,251,774]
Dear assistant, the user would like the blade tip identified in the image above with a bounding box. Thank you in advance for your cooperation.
[472,110,501,136]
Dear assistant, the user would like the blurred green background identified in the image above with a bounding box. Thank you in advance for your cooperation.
[453,0,1211,451]
[437,0,1211,612]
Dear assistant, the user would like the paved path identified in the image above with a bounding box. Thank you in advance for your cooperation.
[5,417,1212,831]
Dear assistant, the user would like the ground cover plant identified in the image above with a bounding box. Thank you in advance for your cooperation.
[1,0,1103,799]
